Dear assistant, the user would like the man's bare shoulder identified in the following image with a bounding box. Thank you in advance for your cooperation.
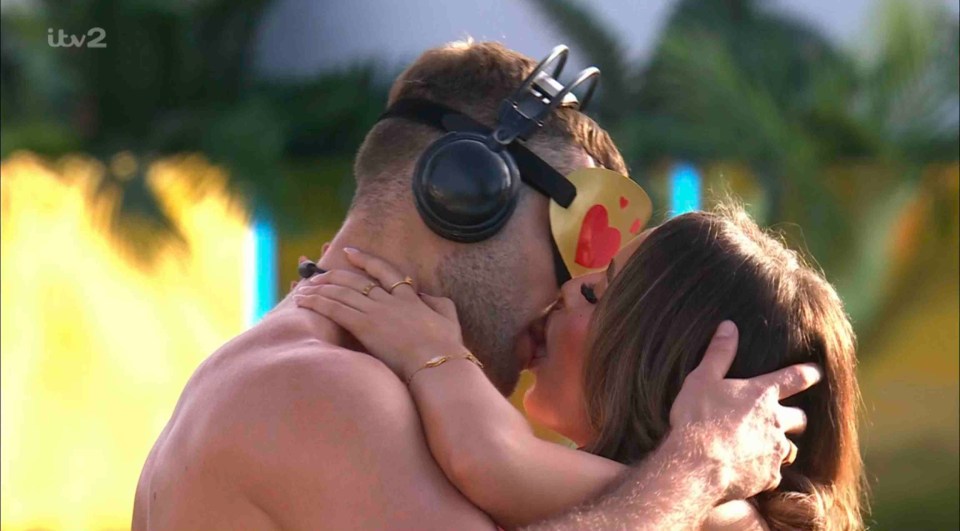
[201,339,416,458]
[227,339,401,400]
[192,338,493,529]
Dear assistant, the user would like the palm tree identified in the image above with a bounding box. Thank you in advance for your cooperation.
[1,0,391,258]
[4,0,956,331]
[528,0,959,331]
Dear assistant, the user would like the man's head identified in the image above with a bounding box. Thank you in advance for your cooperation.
[350,40,628,394]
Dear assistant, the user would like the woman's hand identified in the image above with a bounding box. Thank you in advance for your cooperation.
[293,247,467,381]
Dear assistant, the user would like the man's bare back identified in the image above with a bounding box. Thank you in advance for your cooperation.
[133,300,495,530]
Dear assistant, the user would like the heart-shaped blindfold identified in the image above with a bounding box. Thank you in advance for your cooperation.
[551,167,651,280]
[379,45,652,285]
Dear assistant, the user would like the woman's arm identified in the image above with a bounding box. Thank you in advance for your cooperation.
[293,249,770,530]
[406,351,626,528]
[292,250,628,528]
[400,352,763,530]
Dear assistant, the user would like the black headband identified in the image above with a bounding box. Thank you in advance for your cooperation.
[377,98,578,208]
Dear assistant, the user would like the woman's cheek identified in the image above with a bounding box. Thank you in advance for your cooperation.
[558,306,592,370]
[523,304,594,425]
[549,309,593,406]
[528,307,594,440]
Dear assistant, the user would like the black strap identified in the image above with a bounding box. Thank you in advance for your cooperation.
[378,98,577,208]
[549,234,572,286]
[377,99,471,132]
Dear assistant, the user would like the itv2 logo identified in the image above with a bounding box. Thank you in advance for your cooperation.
[47,28,107,48]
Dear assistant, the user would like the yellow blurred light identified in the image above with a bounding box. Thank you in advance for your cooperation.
[1,152,249,530]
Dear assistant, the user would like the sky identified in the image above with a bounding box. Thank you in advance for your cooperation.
[252,0,960,79]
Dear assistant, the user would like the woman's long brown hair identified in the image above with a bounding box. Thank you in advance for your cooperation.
[583,208,865,530]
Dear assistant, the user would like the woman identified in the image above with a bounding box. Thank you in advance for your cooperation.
[293,207,865,530]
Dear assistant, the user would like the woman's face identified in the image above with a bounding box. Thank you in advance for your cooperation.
[522,230,651,446]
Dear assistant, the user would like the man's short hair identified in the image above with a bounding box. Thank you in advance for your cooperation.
[349,41,631,393]
[351,40,629,212]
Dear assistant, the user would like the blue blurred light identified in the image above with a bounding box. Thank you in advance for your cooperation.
[670,162,702,216]
[250,217,277,325]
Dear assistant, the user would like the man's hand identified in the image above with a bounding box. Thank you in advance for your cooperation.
[526,321,819,531]
[669,320,820,500]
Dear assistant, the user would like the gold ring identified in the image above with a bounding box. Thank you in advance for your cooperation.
[782,441,798,467]
[387,277,414,293]
[361,282,378,296]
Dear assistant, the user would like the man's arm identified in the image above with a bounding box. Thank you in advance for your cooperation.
[396,349,773,531]
[295,251,814,530]
[525,424,746,531]
[525,322,817,531]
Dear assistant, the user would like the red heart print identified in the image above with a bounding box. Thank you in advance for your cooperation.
[630,218,642,234]
[619,196,629,209]
[575,205,622,269]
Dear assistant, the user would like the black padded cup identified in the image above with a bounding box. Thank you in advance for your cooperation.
[413,132,521,242]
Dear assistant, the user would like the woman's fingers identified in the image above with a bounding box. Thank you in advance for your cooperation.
[419,293,458,321]
[303,269,389,301]
[343,248,418,300]
[293,294,366,334]
[298,284,376,312]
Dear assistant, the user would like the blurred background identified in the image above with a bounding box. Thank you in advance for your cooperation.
[1,0,957,529]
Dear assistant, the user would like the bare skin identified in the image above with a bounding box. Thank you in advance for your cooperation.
[132,130,575,529]
[133,239,815,529]
[133,161,816,529]
[130,312,500,530]
[292,249,820,531]
[132,217,502,530]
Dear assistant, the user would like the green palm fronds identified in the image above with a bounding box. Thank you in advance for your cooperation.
[528,0,959,331]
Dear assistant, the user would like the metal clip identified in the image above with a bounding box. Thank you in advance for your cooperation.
[491,45,601,146]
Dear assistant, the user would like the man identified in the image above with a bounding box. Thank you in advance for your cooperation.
[133,41,818,530]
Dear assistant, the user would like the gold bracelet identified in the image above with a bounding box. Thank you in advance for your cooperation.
[405,352,484,386]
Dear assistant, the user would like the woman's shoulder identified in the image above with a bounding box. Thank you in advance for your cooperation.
[703,500,770,531]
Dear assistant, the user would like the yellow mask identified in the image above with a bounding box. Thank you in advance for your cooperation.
[550,168,652,279]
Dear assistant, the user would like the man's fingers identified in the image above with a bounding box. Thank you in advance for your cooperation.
[754,363,822,399]
[767,470,783,492]
[778,406,807,435]
[693,321,739,380]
